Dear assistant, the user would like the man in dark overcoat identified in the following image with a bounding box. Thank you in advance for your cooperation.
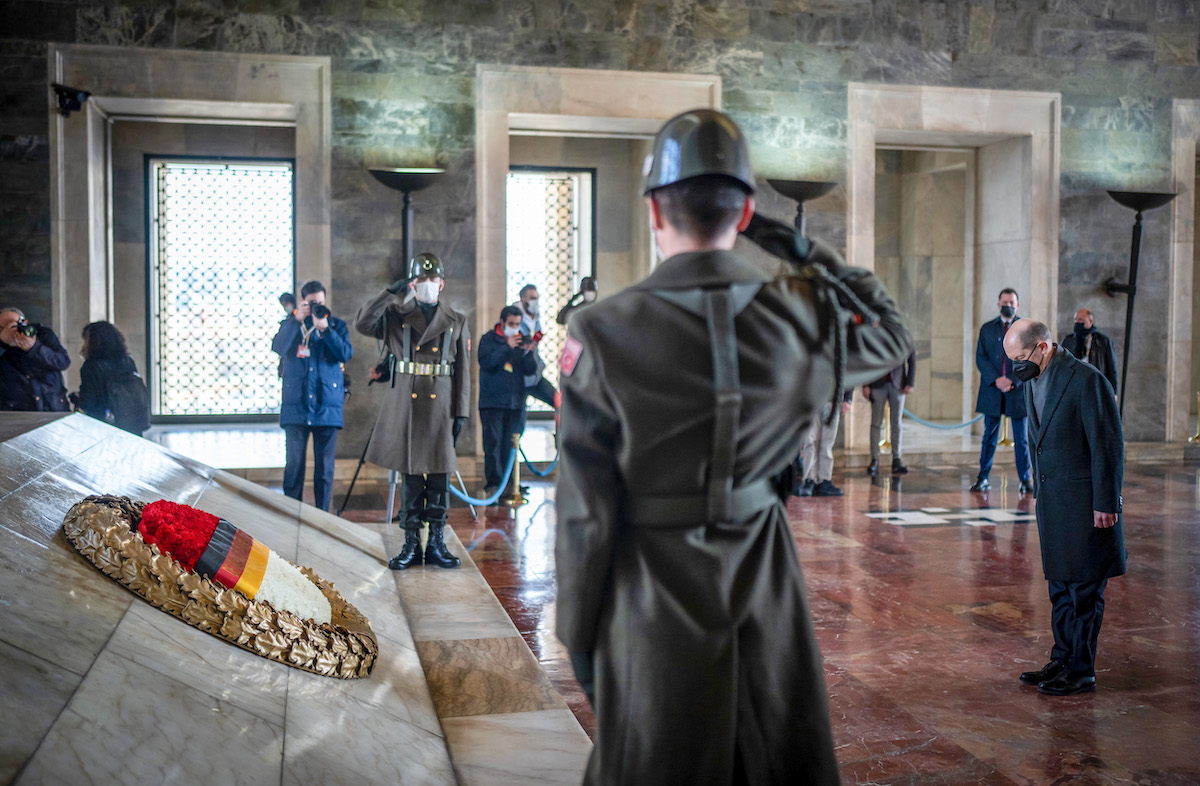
[1003,319,1125,696]
[555,109,912,785]
[355,253,470,570]
[1060,308,1119,396]
[971,287,1032,493]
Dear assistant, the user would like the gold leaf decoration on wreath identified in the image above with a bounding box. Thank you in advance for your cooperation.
[61,496,378,679]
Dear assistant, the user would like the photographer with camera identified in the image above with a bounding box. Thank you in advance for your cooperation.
[0,307,71,412]
[271,280,353,512]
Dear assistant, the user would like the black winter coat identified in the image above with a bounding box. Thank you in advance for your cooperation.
[0,325,71,412]
[1026,348,1126,582]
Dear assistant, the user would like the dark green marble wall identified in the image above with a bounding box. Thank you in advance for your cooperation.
[1,0,1197,441]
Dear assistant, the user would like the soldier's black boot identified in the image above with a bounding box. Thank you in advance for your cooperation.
[425,523,460,568]
[389,527,424,570]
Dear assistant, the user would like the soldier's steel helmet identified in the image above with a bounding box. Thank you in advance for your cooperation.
[409,252,445,279]
[642,109,755,195]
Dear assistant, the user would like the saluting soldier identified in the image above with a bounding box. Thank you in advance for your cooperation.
[555,109,913,784]
[355,252,470,570]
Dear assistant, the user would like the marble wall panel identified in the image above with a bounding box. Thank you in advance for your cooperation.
[5,3,1200,448]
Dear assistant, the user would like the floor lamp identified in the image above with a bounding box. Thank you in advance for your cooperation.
[1103,190,1176,418]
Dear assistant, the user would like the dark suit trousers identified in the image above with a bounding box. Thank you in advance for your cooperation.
[480,407,523,489]
[399,472,449,530]
[1048,578,1108,675]
[978,414,1030,482]
[283,425,338,511]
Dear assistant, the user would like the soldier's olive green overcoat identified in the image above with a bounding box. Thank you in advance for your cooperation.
[556,247,912,785]
[355,291,469,475]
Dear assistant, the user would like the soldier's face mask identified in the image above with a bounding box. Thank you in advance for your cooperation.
[414,279,441,304]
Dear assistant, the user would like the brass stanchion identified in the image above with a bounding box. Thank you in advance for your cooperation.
[501,433,526,506]
[879,401,891,452]
[998,415,1014,447]
[1189,392,1200,444]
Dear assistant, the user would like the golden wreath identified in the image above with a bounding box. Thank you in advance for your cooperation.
[62,495,377,679]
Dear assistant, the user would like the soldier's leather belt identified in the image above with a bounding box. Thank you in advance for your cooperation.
[628,478,778,526]
[395,361,452,377]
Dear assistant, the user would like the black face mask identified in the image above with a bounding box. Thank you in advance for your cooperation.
[999,305,1016,319]
[1073,322,1094,338]
[1010,346,1044,382]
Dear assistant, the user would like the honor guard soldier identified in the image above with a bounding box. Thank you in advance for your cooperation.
[355,252,470,570]
[555,109,913,784]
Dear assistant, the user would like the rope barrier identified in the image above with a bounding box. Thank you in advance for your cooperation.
[518,445,559,477]
[448,448,516,505]
[901,409,984,430]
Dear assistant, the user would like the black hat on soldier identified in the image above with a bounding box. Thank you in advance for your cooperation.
[642,109,755,195]
[409,252,445,280]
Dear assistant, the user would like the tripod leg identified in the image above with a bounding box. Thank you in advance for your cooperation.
[385,470,399,525]
[337,435,373,516]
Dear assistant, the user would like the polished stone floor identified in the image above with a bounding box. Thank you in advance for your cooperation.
[438,461,1200,784]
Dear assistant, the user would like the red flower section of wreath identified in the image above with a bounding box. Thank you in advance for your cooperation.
[138,499,219,572]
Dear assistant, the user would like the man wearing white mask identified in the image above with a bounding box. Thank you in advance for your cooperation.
[478,305,537,497]
[355,252,470,570]
[513,284,557,419]
[556,276,599,325]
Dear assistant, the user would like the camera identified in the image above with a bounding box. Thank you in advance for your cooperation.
[15,318,37,338]
[309,303,331,319]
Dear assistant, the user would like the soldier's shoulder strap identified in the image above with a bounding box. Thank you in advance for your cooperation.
[648,281,764,522]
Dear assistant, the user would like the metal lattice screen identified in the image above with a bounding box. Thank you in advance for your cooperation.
[150,160,294,416]
[506,171,591,410]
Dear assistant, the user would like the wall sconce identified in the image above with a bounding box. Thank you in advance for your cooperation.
[51,83,91,118]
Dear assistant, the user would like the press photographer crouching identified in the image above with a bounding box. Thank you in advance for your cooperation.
[271,281,353,512]
[0,307,71,412]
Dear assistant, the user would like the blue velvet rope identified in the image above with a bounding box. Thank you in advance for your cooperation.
[518,445,559,477]
[901,408,984,429]
[448,448,516,505]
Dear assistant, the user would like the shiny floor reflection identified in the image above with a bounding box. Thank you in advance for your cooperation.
[444,463,1200,784]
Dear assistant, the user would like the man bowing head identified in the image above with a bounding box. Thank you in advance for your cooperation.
[1003,318,1125,696]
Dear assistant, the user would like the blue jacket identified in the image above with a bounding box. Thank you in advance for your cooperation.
[478,325,536,410]
[0,324,71,412]
[272,315,353,427]
[975,316,1027,419]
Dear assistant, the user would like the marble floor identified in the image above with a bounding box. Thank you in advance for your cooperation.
[413,460,1200,784]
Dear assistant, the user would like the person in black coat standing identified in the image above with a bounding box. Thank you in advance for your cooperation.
[0,307,70,412]
[971,288,1032,493]
[1003,319,1125,696]
[1060,308,1119,396]
[478,305,536,497]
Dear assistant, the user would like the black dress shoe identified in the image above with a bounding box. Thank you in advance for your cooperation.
[867,458,879,475]
[1038,670,1096,696]
[1019,479,1034,494]
[1019,659,1064,686]
[812,480,843,497]
[793,479,815,497]
[891,458,909,475]
[969,477,990,492]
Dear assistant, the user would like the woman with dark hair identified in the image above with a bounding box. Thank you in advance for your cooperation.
[76,321,149,434]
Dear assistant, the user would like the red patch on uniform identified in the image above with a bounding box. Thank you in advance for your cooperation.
[559,336,583,376]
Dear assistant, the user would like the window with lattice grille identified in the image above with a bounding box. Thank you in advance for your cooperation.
[506,169,594,410]
[149,159,295,417]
